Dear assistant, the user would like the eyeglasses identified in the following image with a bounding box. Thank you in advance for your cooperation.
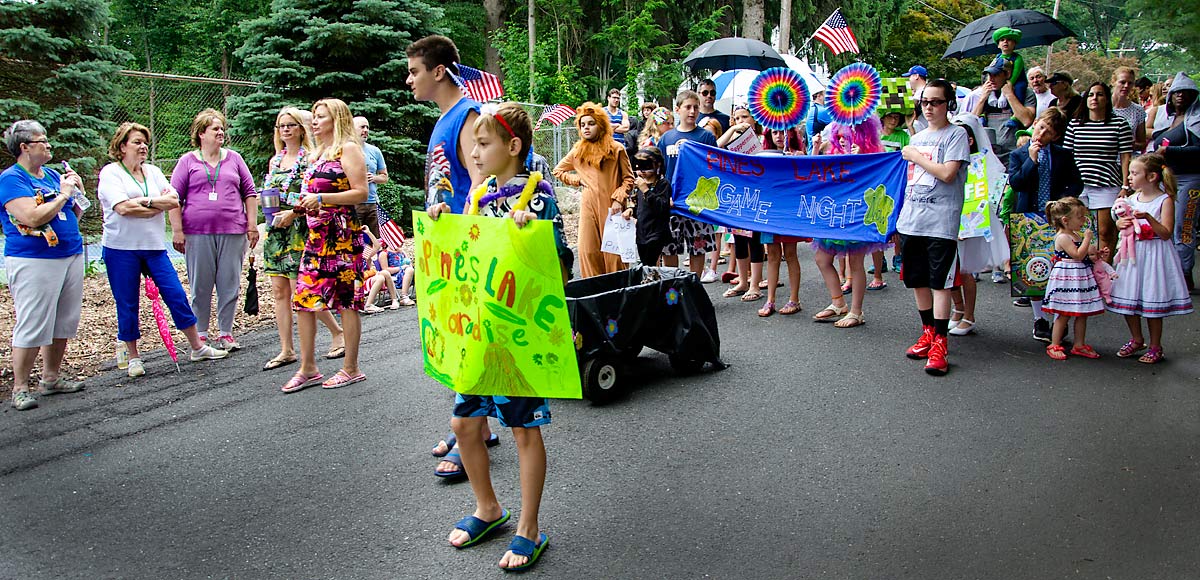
[24,139,50,145]
[276,123,301,130]
[699,90,715,96]
[918,99,948,108]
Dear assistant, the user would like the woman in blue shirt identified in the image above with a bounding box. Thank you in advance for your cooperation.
[1,120,87,410]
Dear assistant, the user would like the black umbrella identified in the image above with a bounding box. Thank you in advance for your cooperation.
[244,255,259,316]
[683,37,787,72]
[943,9,1075,60]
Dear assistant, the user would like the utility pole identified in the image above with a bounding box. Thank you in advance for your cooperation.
[1045,0,1061,69]
[529,0,536,101]
[778,0,792,53]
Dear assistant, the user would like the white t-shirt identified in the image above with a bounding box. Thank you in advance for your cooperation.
[1034,89,1055,116]
[98,162,173,250]
[897,124,971,240]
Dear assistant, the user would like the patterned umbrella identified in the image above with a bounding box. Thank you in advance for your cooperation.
[144,277,180,372]
[826,63,883,126]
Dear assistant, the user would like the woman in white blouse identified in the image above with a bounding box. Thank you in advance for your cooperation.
[98,122,227,378]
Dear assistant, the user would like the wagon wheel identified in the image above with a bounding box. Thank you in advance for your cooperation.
[582,356,622,404]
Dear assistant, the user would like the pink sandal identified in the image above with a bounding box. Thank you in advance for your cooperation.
[282,372,324,393]
[1138,346,1164,364]
[1116,340,1146,358]
[322,369,367,389]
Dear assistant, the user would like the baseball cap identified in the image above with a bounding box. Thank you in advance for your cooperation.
[1046,71,1074,86]
[983,56,1013,76]
[904,65,928,78]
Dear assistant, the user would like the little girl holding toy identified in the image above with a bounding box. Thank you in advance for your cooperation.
[1105,153,1194,363]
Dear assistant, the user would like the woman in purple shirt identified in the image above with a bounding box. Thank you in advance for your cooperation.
[168,108,259,352]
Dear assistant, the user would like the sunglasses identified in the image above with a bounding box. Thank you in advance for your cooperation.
[24,139,50,145]
[699,90,715,96]
[918,99,948,108]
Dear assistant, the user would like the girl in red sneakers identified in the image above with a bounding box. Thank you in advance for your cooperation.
[1041,197,1106,359]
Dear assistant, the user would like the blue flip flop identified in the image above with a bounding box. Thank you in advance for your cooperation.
[452,509,510,549]
[435,449,466,479]
[501,532,548,572]
[433,433,501,458]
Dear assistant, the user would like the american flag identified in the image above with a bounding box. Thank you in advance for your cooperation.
[534,104,576,130]
[812,9,860,55]
[451,63,504,103]
[378,205,407,250]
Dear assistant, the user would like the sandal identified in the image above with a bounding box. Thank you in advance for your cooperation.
[435,448,467,480]
[840,281,852,295]
[325,345,346,359]
[322,369,366,389]
[1116,340,1146,358]
[281,371,324,393]
[758,301,775,317]
[433,433,501,457]
[721,271,738,283]
[1070,344,1100,359]
[778,301,802,315]
[500,532,549,572]
[722,287,748,298]
[740,291,762,302]
[1138,346,1164,364]
[451,509,510,549]
[263,354,298,371]
[398,296,415,307]
[388,300,401,310]
[364,304,385,314]
[812,303,849,322]
[867,280,887,291]
[834,312,865,328]
[1046,344,1067,361]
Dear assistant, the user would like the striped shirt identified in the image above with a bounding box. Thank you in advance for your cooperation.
[1064,117,1133,188]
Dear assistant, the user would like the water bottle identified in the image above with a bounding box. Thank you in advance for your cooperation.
[115,337,128,370]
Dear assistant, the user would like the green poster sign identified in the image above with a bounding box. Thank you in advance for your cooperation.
[959,153,993,240]
[412,211,582,399]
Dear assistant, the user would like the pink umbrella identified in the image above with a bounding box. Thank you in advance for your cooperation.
[144,277,180,372]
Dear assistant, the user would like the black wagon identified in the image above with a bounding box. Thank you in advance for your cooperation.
[565,266,725,402]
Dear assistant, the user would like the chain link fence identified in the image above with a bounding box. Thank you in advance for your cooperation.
[112,71,260,176]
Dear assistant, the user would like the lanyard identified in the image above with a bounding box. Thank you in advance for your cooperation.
[201,150,223,191]
[14,162,44,181]
[119,162,150,198]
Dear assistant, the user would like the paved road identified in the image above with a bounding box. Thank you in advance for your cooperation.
[3,251,1199,579]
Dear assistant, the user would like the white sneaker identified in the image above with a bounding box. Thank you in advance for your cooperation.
[214,335,241,351]
[700,268,718,283]
[190,345,229,361]
[127,358,146,378]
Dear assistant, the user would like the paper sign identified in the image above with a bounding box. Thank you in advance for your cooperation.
[601,214,638,263]
[412,211,582,399]
[726,130,764,155]
[959,153,993,240]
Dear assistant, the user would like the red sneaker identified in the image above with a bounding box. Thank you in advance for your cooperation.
[924,334,949,376]
[906,326,936,359]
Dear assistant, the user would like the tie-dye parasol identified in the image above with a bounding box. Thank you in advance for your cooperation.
[826,63,883,125]
[747,67,810,131]
[144,277,180,372]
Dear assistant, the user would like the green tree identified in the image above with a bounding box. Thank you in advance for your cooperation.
[230,0,444,223]
[0,0,129,177]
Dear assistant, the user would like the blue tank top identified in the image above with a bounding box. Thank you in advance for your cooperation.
[608,108,625,145]
[425,97,481,214]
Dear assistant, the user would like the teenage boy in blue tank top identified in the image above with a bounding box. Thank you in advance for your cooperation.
[405,35,498,478]
[406,35,482,216]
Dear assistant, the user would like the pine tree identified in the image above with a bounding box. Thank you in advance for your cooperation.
[0,0,129,176]
[230,0,445,223]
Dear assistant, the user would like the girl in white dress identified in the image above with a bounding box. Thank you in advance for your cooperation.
[1042,197,1105,360]
[1107,153,1194,363]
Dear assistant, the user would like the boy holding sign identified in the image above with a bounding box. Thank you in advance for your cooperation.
[426,103,571,571]
[898,79,971,376]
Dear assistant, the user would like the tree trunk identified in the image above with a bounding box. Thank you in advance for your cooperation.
[483,0,507,78]
[778,0,792,53]
[743,0,764,41]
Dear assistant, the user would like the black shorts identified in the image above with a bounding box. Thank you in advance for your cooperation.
[898,234,958,290]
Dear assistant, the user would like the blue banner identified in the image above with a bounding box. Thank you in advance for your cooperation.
[669,140,908,242]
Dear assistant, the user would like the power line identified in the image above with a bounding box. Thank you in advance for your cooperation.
[917,0,967,26]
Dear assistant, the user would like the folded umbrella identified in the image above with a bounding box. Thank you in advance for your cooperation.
[943,9,1075,60]
[244,256,259,316]
[144,277,180,372]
